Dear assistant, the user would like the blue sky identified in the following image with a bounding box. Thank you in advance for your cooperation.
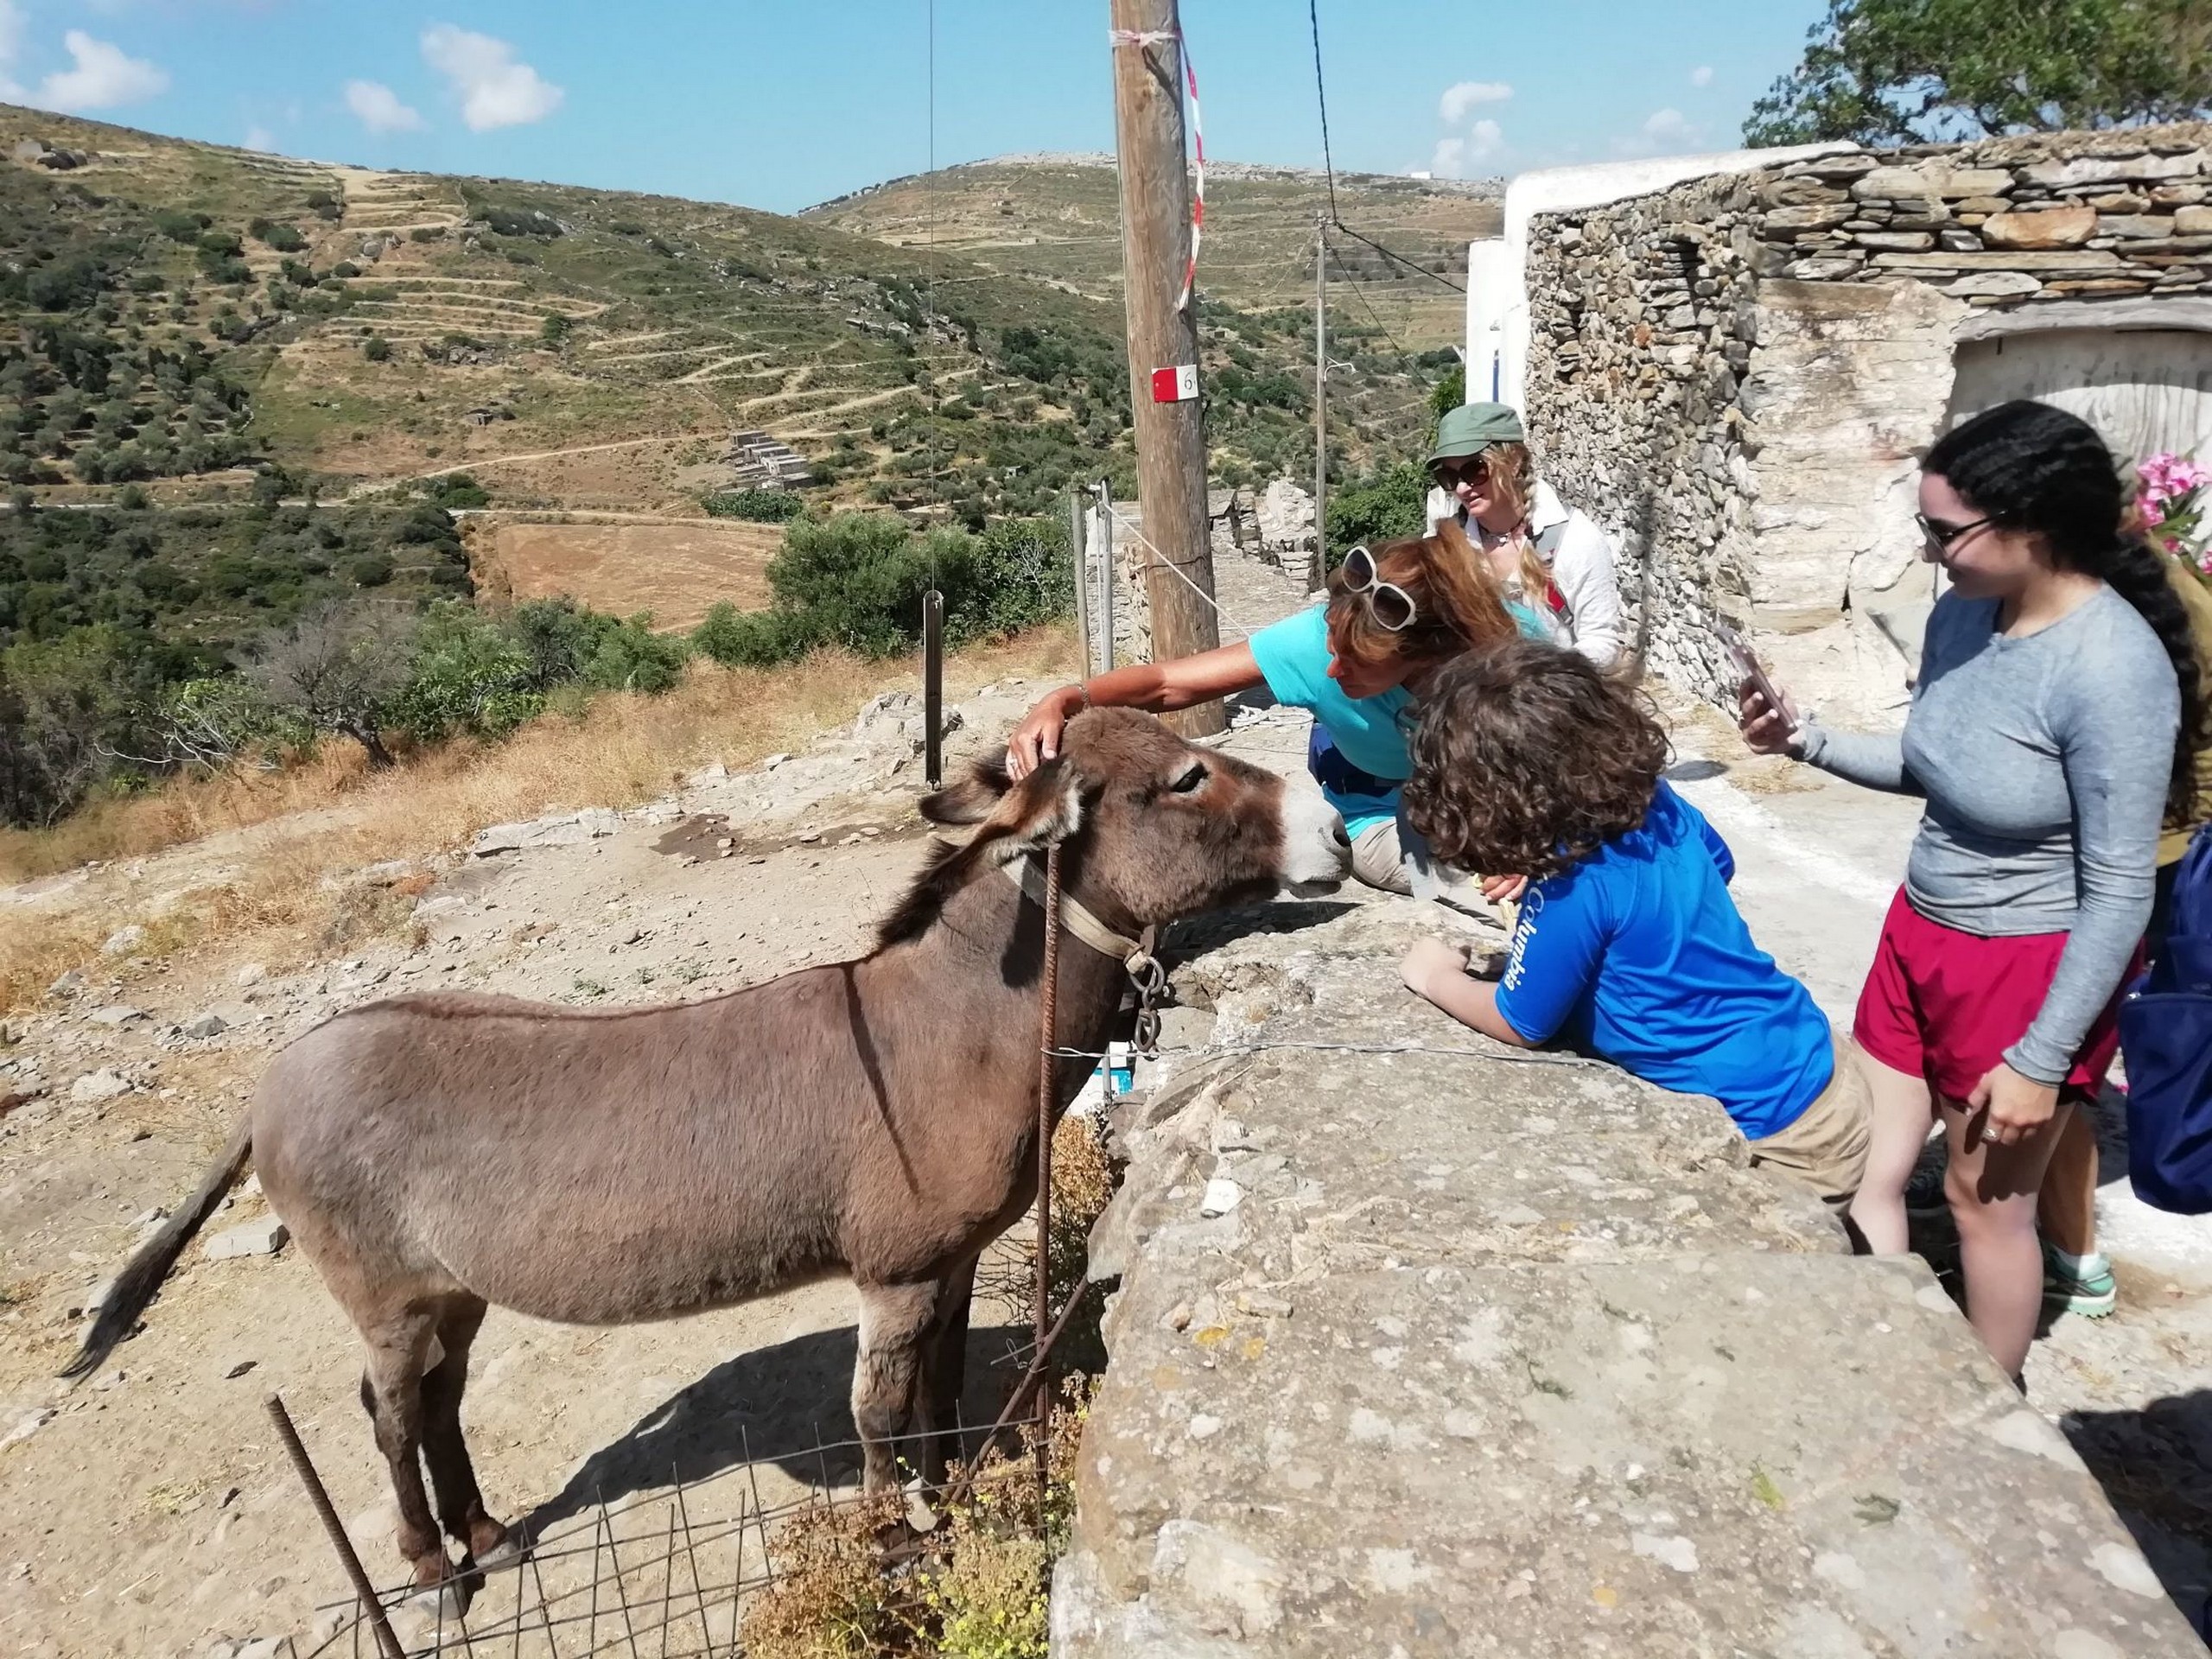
[0,1,1832,212]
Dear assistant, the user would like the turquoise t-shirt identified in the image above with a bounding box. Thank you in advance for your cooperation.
[1247,602,1547,835]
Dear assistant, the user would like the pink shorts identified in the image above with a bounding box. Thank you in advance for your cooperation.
[1853,889,2123,1103]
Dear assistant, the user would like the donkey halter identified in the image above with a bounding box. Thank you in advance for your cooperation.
[1003,853,1167,1056]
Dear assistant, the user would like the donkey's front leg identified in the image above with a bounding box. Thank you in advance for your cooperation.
[850,1281,938,1492]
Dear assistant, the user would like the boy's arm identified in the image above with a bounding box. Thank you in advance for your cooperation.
[1402,882,1603,1046]
[1401,942,1535,1046]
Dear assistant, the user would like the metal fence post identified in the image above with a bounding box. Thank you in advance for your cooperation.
[1071,486,1092,673]
[1095,480,1115,675]
[922,588,944,789]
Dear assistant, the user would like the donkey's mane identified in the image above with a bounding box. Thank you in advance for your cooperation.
[875,833,994,950]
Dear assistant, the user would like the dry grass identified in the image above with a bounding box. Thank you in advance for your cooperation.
[740,1380,1090,1659]
[0,627,1079,1012]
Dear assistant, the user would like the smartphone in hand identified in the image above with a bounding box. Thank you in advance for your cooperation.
[1714,616,1787,721]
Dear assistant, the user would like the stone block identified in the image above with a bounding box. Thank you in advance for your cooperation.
[1873,248,2122,272]
[1763,202,1853,233]
[1934,167,2013,199]
[1854,231,1935,251]
[204,1217,289,1261]
[1955,196,2012,216]
[2021,149,2207,187]
[1946,270,2043,299]
[2177,205,2212,235]
[1757,177,1843,210]
[1849,165,1942,201]
[2103,213,2177,239]
[1980,203,2098,249]
[1060,1252,2196,1656]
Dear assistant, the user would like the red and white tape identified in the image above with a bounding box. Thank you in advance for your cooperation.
[1109,28,1205,313]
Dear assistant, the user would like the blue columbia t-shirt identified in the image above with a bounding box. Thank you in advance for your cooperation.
[1248,602,1548,836]
[1492,782,1834,1139]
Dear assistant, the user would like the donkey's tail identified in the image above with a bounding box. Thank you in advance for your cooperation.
[60,1117,254,1380]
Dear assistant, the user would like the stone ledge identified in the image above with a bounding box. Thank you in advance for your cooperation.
[1054,903,2197,1656]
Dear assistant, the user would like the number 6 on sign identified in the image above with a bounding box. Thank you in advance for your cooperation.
[1150,364,1199,403]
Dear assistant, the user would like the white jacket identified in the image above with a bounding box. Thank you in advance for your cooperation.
[1425,480,1624,668]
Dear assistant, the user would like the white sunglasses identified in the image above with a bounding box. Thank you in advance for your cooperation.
[1339,544,1416,632]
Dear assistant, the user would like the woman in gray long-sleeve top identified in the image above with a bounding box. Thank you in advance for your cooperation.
[1739,400,2203,1383]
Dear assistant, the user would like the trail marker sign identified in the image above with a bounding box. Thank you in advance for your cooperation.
[1150,363,1199,403]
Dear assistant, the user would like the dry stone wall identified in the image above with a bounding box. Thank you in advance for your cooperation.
[1525,122,2212,720]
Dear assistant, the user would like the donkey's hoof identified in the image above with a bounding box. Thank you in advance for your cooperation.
[475,1530,531,1573]
[405,1575,473,1624]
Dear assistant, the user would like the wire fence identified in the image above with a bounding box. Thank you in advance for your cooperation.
[296,1408,1051,1659]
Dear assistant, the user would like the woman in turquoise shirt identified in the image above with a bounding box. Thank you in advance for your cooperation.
[1007,524,1545,897]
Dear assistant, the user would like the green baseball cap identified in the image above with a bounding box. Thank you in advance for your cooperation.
[1427,401,1526,469]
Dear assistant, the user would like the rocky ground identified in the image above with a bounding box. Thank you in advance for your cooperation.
[2,541,2206,1652]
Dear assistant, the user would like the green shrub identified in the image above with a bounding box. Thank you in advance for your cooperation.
[304,190,342,220]
[409,226,444,244]
[690,601,817,667]
[423,474,488,510]
[393,601,543,741]
[540,312,571,345]
[251,219,308,252]
[1323,462,1429,564]
[155,209,209,243]
[362,335,391,362]
[701,487,803,523]
[348,552,394,587]
[584,614,690,693]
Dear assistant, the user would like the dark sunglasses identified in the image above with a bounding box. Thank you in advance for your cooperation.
[1915,512,1993,560]
[1431,454,1493,492]
[1340,543,1416,632]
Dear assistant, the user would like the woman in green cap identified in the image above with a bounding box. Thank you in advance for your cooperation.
[1424,402,1626,669]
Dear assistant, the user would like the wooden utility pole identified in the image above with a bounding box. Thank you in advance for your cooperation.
[1313,216,1328,589]
[1109,0,1222,736]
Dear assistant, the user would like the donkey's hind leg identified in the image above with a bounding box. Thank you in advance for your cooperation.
[417,1293,518,1568]
[851,1281,938,1493]
[356,1306,470,1616]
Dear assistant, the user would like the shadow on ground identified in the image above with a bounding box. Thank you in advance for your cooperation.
[518,1318,1028,1537]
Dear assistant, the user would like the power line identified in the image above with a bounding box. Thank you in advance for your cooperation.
[1305,1,1469,297]
[1306,0,1339,226]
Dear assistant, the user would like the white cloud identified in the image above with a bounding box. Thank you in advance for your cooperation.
[1429,119,1503,179]
[1439,80,1512,124]
[420,24,563,130]
[1691,65,1714,88]
[1618,107,1703,156]
[32,29,168,111]
[345,78,426,136]
[244,124,276,152]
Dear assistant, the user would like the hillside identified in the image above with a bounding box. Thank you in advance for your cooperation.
[804,153,1499,346]
[2,112,1473,531]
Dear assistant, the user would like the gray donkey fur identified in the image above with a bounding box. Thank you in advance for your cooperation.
[65,710,1349,1606]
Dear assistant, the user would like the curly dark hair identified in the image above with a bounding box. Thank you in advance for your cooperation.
[1402,638,1668,882]
[1925,399,2207,828]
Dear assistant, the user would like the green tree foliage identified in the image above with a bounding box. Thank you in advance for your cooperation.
[701,487,804,523]
[250,218,308,252]
[1428,362,1465,420]
[1324,464,1430,563]
[363,334,391,362]
[1747,0,2212,146]
[691,512,1071,669]
[242,598,416,766]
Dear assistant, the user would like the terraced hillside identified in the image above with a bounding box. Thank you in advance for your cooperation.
[804,154,1501,351]
[2,111,1474,525]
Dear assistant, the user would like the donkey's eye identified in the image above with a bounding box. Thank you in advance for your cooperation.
[1171,763,1208,794]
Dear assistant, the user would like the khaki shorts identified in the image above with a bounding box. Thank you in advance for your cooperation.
[1351,819,1514,927]
[1745,1036,1872,1212]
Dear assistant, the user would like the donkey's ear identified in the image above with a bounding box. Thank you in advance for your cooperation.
[919,750,1014,825]
[967,757,1084,865]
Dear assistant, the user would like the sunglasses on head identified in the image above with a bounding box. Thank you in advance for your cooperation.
[1340,543,1417,632]
[1914,512,1993,561]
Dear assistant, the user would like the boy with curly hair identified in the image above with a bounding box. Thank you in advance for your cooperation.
[1397,639,1871,1211]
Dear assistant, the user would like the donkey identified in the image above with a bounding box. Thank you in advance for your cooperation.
[65,709,1348,1611]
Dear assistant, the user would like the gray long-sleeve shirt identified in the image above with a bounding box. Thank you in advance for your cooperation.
[1799,584,2179,1085]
